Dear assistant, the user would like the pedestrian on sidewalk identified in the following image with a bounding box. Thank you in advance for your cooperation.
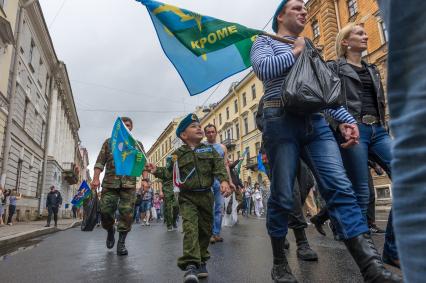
[140,179,154,226]
[251,1,401,282]
[7,189,21,226]
[146,113,231,283]
[90,117,147,256]
[45,186,62,227]
[72,204,78,219]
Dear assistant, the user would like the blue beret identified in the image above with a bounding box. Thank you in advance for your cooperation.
[272,0,288,33]
[176,113,200,138]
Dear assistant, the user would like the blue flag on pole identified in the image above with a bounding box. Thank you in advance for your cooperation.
[71,181,92,208]
[110,118,147,177]
[257,151,266,173]
[136,0,261,96]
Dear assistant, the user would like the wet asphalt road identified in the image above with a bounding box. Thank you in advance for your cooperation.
[0,216,399,283]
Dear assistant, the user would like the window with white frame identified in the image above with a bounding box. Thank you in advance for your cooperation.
[348,0,358,17]
[312,20,320,38]
[380,20,388,43]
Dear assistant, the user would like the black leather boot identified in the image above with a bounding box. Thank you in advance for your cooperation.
[106,227,115,249]
[293,228,318,261]
[310,215,326,236]
[117,232,128,256]
[344,234,402,283]
[270,237,298,283]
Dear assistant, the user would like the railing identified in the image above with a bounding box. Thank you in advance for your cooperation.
[62,162,79,185]
[245,157,258,170]
[222,138,237,150]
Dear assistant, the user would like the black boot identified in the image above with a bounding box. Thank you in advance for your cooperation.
[271,237,297,283]
[310,215,326,236]
[284,237,290,250]
[293,229,318,261]
[106,227,115,249]
[117,232,128,256]
[344,234,402,283]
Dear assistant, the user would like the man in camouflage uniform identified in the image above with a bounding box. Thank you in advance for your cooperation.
[91,117,145,256]
[155,156,179,231]
[147,113,231,283]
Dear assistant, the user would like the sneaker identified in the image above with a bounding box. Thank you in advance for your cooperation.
[145,221,150,226]
[214,235,223,243]
[44,224,50,227]
[369,224,385,234]
[210,236,216,244]
[167,227,173,232]
[183,265,199,283]
[197,263,208,278]
[7,223,12,226]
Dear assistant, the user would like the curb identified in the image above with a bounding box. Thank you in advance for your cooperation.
[0,221,81,247]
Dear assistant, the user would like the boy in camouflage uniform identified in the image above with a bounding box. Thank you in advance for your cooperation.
[147,113,231,283]
[155,156,179,231]
[91,117,145,256]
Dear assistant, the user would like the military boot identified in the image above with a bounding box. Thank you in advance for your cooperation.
[271,237,298,283]
[344,233,402,283]
[293,228,318,261]
[106,227,115,249]
[183,265,199,283]
[117,232,128,256]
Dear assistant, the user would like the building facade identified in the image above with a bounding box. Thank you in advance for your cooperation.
[0,1,87,221]
[0,0,19,172]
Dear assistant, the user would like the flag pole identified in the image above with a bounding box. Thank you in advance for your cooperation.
[262,32,295,44]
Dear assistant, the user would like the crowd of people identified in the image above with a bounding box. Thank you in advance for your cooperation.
[87,0,425,282]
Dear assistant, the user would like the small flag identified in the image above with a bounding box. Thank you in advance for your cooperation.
[172,159,195,193]
[71,181,92,208]
[236,148,249,176]
[257,151,266,173]
[136,0,263,96]
[110,118,147,176]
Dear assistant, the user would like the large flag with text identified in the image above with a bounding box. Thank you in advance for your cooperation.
[110,118,147,176]
[136,0,262,96]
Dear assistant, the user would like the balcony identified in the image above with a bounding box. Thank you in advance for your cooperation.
[245,157,258,171]
[62,162,79,185]
[222,138,237,150]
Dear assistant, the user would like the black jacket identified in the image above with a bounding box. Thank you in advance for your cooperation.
[327,58,387,127]
[46,190,63,207]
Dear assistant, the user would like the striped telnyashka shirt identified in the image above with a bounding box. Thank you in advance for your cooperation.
[250,35,356,124]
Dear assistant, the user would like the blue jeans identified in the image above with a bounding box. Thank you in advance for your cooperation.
[262,108,368,239]
[212,179,223,236]
[338,124,398,260]
[383,1,426,281]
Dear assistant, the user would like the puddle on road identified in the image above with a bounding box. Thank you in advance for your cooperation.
[0,239,43,261]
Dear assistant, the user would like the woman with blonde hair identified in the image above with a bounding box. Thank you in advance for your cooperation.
[326,22,399,268]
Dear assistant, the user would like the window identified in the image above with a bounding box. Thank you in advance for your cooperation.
[15,160,23,192]
[0,0,5,8]
[23,99,29,129]
[312,20,320,38]
[226,129,232,140]
[251,84,256,100]
[220,134,223,143]
[242,93,247,107]
[255,142,261,154]
[347,0,358,17]
[243,117,249,134]
[245,147,250,160]
[237,151,240,159]
[253,111,258,129]
[40,121,45,145]
[226,107,230,120]
[235,123,240,139]
[219,113,222,125]
[234,99,238,113]
[380,20,388,43]
[29,39,36,66]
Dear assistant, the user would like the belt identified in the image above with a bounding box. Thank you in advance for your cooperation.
[360,115,380,125]
[263,99,283,109]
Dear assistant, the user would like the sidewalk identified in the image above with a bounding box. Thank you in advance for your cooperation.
[0,219,81,247]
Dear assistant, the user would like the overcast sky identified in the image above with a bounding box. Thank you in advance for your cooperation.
[38,0,280,171]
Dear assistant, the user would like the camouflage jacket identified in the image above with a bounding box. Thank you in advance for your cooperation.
[155,143,228,191]
[94,138,145,189]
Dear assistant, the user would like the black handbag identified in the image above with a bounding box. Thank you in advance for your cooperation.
[281,38,343,114]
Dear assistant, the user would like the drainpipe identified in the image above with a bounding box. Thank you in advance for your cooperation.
[334,0,341,31]
[1,0,38,188]
[38,67,57,216]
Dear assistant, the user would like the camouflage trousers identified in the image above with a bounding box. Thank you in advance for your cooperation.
[177,190,213,270]
[164,190,179,228]
[100,187,136,233]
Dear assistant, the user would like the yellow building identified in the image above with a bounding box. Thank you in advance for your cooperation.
[301,0,391,203]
